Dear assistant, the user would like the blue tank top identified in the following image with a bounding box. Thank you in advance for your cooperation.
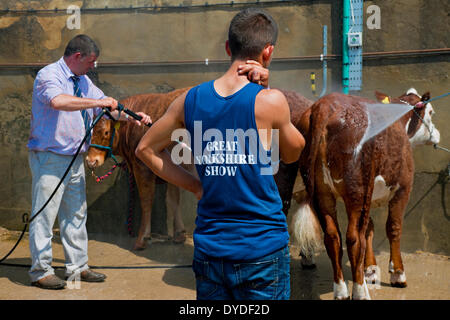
[184,80,288,261]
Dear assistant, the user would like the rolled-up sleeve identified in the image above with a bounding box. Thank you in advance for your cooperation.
[86,78,106,117]
[34,72,65,105]
[34,73,64,104]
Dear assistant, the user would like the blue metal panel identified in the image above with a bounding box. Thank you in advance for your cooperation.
[348,0,363,91]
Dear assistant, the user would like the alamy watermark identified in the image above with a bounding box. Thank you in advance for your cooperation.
[365,265,381,290]
[171,121,280,176]
[66,268,81,290]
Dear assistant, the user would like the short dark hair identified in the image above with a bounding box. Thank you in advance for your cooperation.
[64,34,100,57]
[228,8,278,61]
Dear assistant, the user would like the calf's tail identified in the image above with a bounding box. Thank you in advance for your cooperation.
[292,101,329,257]
[291,200,322,258]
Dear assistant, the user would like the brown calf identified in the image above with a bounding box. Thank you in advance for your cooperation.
[86,88,192,250]
[86,88,313,251]
[293,89,440,299]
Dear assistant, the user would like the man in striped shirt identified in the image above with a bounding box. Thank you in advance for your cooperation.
[27,34,151,289]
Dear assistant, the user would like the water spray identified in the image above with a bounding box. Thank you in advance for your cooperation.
[357,91,449,152]
[357,101,415,148]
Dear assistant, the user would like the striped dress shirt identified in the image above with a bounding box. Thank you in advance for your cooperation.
[27,57,104,155]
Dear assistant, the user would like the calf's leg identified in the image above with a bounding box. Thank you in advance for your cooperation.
[364,218,379,285]
[345,206,371,300]
[132,163,156,250]
[166,183,186,244]
[314,193,348,300]
[386,188,409,288]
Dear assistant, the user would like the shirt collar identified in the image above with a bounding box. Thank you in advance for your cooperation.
[58,56,78,81]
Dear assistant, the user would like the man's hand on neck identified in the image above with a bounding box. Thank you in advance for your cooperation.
[213,59,252,97]
[237,60,269,88]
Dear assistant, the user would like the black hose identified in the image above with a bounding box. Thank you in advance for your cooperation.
[0,262,192,269]
[0,109,108,265]
[118,102,152,128]
[0,107,190,270]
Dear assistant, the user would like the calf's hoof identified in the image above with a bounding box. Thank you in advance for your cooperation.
[300,253,317,270]
[391,281,407,288]
[301,262,317,270]
[334,296,351,300]
[390,270,407,288]
[333,280,350,300]
[352,282,371,300]
[173,230,186,244]
[364,265,379,284]
[133,238,151,251]
[133,243,146,251]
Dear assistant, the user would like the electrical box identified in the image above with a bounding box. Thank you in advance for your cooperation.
[348,32,362,47]
[348,0,363,91]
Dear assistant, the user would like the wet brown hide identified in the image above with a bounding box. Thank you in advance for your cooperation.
[298,91,432,297]
[87,88,191,250]
[86,88,313,250]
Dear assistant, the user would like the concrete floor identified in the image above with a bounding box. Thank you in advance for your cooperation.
[0,228,448,300]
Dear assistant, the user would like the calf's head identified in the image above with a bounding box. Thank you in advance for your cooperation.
[375,88,440,147]
[85,117,115,169]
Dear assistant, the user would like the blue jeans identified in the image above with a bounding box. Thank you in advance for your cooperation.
[192,245,290,300]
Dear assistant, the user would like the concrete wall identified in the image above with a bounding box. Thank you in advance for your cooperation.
[0,0,448,254]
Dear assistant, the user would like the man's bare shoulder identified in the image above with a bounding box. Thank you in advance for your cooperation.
[256,88,287,103]
[255,88,289,117]
[165,89,189,127]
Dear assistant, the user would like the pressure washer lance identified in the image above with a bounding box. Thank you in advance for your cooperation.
[117,102,147,125]
[90,103,192,182]
[117,102,191,151]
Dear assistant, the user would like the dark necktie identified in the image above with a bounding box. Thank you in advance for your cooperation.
[70,76,91,135]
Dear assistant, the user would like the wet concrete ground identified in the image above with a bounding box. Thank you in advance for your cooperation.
[0,229,448,300]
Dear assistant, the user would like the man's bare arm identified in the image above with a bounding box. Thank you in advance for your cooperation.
[51,94,118,111]
[135,91,203,199]
[52,94,152,125]
[257,89,305,164]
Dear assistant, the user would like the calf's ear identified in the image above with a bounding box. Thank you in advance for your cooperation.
[375,91,390,104]
[421,91,430,102]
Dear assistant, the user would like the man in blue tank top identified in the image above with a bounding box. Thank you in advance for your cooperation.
[136,8,305,300]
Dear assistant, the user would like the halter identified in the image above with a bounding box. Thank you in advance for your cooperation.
[90,121,121,164]
[398,98,434,143]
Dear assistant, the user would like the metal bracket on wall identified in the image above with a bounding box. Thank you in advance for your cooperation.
[348,0,363,91]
